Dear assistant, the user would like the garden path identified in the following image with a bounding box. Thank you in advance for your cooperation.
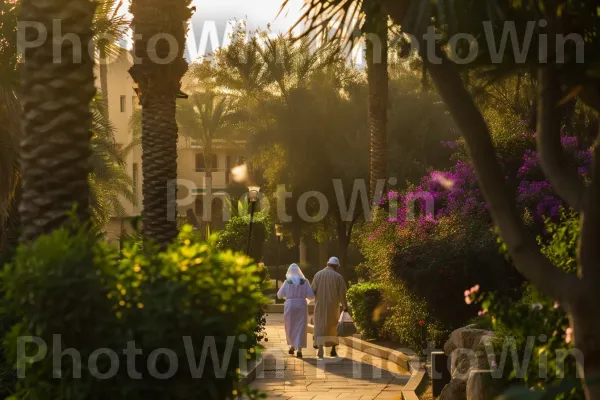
[249,314,410,400]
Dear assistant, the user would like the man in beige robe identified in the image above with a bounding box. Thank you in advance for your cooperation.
[311,257,348,358]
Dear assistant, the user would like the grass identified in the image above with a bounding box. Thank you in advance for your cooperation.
[416,375,435,400]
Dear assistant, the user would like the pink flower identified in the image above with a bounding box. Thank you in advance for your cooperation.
[565,327,573,344]
[491,360,497,367]
[478,309,488,316]
[471,284,480,293]
[553,301,559,309]
[465,297,472,305]
[464,289,471,297]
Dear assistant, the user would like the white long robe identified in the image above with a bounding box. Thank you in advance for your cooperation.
[277,279,315,349]
[311,267,348,347]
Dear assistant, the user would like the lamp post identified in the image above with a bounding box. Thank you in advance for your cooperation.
[274,223,283,289]
[246,186,260,256]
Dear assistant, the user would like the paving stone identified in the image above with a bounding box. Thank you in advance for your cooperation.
[253,315,411,400]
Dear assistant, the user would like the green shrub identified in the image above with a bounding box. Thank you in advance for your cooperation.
[216,212,271,262]
[347,283,385,340]
[381,283,447,353]
[1,225,265,399]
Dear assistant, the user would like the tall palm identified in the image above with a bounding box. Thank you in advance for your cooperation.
[363,2,389,200]
[129,0,193,246]
[18,0,97,242]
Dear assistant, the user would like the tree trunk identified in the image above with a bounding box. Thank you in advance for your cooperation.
[139,94,179,245]
[365,6,389,200]
[99,47,110,119]
[129,0,192,247]
[19,0,96,242]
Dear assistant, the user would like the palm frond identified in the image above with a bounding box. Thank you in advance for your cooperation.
[281,0,363,47]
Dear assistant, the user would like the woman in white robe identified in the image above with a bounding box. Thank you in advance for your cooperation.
[277,264,315,358]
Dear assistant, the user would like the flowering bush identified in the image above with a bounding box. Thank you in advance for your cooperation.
[359,126,591,337]
[381,283,447,353]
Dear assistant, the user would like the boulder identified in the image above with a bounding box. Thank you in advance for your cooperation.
[452,349,491,379]
[440,378,467,400]
[467,369,501,400]
[444,327,494,355]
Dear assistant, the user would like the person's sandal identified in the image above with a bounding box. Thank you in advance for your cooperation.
[296,351,303,358]
[288,347,295,355]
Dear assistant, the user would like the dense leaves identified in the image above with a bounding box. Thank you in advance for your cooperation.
[1,225,266,399]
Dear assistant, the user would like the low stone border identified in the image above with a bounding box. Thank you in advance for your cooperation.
[306,323,427,399]
[239,356,264,387]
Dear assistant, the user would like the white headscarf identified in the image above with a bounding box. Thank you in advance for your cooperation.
[286,263,306,285]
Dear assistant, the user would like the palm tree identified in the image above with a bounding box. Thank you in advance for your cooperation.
[177,91,242,181]
[2,0,134,246]
[93,0,129,121]
[18,0,97,242]
[363,3,389,200]
[129,0,193,246]
[89,96,136,228]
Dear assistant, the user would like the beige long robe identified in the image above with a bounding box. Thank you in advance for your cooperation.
[311,267,348,347]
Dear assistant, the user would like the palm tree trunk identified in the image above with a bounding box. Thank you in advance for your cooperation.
[365,7,389,201]
[129,0,192,246]
[19,0,96,242]
[99,47,110,128]
[139,94,179,244]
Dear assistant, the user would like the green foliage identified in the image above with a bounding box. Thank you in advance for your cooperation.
[539,210,579,275]
[381,282,447,353]
[1,225,265,399]
[216,212,271,262]
[470,211,583,398]
[347,283,385,340]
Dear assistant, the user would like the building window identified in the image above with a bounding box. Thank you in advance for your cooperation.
[120,95,126,113]
[132,163,138,202]
[195,153,218,171]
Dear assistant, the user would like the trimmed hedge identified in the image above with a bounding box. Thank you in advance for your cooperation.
[347,282,385,340]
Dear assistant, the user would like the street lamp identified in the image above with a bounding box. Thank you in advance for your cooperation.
[274,223,283,289]
[245,185,261,256]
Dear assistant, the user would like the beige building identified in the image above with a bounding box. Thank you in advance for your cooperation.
[101,53,247,244]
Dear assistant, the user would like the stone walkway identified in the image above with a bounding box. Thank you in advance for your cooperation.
[249,314,411,399]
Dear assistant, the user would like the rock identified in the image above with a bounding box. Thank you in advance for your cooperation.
[467,369,501,400]
[452,349,491,379]
[444,327,494,355]
[440,378,467,400]
[444,327,494,378]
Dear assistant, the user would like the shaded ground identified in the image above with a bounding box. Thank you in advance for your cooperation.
[249,314,411,399]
